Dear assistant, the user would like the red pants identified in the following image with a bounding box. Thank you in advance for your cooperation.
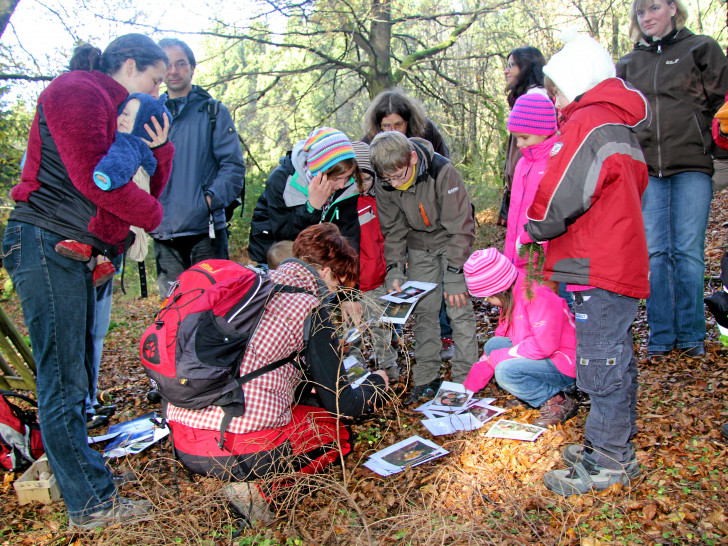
[168,405,351,481]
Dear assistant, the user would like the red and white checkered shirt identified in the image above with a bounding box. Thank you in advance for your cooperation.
[166,261,324,434]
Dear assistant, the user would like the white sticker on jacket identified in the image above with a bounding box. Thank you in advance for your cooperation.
[550,142,564,156]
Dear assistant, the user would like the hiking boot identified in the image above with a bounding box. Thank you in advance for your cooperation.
[439,337,455,361]
[403,378,441,406]
[93,259,116,288]
[532,392,577,427]
[543,456,639,496]
[94,403,117,418]
[68,498,153,531]
[86,413,109,431]
[681,344,705,358]
[55,240,92,262]
[222,482,274,525]
[561,444,640,479]
[721,422,728,440]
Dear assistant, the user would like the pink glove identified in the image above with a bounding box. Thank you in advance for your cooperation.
[463,355,497,393]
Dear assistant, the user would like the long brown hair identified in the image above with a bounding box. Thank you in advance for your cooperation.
[363,88,428,142]
[493,285,516,328]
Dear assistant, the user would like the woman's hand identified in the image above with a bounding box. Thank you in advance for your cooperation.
[307,172,335,210]
[341,301,363,326]
[142,113,170,149]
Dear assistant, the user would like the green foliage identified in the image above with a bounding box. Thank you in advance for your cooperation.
[0,85,32,208]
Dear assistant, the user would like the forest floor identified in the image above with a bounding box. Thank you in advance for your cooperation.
[1,193,728,545]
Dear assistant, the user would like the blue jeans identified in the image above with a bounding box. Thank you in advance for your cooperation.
[153,229,229,297]
[2,221,116,516]
[85,274,114,414]
[574,289,639,468]
[487,337,575,407]
[642,173,712,351]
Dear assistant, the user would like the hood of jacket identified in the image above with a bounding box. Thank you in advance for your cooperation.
[561,77,650,134]
[274,257,331,300]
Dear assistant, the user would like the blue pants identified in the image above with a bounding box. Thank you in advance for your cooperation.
[642,173,712,351]
[85,272,115,414]
[574,288,639,468]
[486,337,575,408]
[3,221,116,516]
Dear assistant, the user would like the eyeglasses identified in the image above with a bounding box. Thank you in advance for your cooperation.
[381,164,410,185]
[172,60,189,70]
[381,120,407,131]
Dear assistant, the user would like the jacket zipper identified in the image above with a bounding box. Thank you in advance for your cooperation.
[653,42,663,177]
[324,190,357,222]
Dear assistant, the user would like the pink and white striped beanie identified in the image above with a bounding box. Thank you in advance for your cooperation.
[507,93,557,136]
[464,248,518,297]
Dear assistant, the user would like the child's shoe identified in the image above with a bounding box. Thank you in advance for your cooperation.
[543,452,639,496]
[93,258,116,288]
[439,337,455,361]
[561,444,640,479]
[55,240,92,262]
[532,392,577,427]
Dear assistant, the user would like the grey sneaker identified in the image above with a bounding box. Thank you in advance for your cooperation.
[67,498,153,531]
[562,444,640,479]
[532,392,578,427]
[544,457,638,496]
[222,482,273,525]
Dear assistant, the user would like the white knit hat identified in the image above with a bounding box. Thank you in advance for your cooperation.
[543,29,616,103]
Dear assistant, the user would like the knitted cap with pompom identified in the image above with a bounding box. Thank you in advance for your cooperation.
[543,28,616,103]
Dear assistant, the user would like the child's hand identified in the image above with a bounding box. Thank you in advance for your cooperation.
[341,301,363,326]
[444,290,468,308]
[388,279,402,294]
[142,113,170,149]
[307,172,335,210]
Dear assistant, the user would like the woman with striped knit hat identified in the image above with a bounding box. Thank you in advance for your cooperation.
[248,127,363,266]
[462,248,577,427]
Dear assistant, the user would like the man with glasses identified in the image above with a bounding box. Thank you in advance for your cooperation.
[370,131,478,404]
[151,38,246,297]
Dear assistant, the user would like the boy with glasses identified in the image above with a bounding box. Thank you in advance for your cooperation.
[370,131,478,404]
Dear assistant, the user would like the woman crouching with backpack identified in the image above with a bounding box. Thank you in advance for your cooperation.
[165,223,389,523]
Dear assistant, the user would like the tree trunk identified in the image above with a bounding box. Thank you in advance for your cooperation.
[0,0,20,41]
[367,0,393,98]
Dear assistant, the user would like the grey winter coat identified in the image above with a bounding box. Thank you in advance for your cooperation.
[152,86,245,239]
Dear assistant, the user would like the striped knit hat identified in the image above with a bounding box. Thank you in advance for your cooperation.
[507,93,557,136]
[303,127,356,176]
[464,248,518,297]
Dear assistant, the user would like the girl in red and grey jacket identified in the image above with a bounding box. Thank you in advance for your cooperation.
[462,248,576,427]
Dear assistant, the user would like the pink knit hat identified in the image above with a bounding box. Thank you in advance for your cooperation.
[507,93,557,136]
[464,248,518,297]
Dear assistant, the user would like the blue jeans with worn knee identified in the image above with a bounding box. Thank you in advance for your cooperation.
[642,173,712,352]
[574,288,639,469]
[486,337,575,408]
[2,221,116,516]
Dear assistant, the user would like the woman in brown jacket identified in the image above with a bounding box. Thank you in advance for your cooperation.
[616,0,728,358]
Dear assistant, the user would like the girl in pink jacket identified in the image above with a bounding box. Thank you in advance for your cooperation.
[463,248,577,426]
[502,93,558,274]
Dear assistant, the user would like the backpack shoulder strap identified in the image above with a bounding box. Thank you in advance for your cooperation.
[206,99,220,132]
[0,390,37,408]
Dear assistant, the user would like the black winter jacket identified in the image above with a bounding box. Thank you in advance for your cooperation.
[616,28,728,178]
[248,150,361,265]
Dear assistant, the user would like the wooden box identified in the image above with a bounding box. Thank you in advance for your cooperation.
[13,455,61,505]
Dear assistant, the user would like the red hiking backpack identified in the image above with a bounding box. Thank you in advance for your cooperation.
[139,260,307,449]
[0,391,44,472]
